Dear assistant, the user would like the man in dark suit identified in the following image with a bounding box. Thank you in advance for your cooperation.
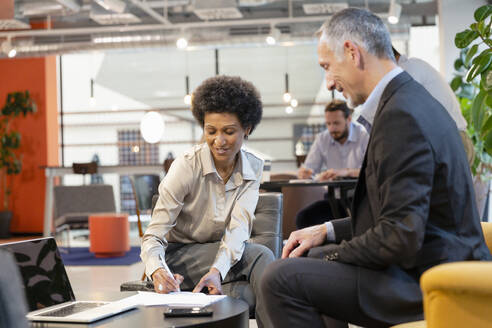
[260,8,491,328]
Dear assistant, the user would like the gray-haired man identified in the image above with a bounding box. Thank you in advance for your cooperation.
[260,8,491,328]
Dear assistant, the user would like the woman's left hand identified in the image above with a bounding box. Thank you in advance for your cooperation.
[192,268,223,295]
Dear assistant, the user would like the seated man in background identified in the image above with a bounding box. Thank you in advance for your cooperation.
[298,100,368,181]
[261,8,491,328]
[296,100,368,228]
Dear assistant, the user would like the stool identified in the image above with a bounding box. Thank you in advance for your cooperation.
[89,213,130,258]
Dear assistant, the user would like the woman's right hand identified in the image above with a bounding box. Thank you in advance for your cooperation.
[151,268,184,294]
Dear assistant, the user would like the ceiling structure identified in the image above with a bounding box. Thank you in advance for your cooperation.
[0,0,438,58]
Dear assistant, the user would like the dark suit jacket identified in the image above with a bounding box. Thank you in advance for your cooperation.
[328,71,491,324]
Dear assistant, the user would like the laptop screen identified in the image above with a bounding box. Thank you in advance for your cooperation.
[0,237,75,312]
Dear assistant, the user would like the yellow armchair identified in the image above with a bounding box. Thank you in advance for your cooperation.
[392,222,492,328]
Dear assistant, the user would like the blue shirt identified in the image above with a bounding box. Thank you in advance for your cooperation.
[303,121,369,175]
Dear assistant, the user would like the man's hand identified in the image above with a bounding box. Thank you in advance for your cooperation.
[317,168,359,181]
[282,224,328,259]
[192,268,223,295]
[151,268,184,294]
[298,167,313,179]
[318,168,345,181]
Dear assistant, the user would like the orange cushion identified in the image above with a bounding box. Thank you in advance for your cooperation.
[89,213,130,258]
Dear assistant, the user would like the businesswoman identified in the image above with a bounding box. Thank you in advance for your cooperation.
[140,75,273,327]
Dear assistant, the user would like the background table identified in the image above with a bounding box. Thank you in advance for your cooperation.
[261,179,358,238]
[29,292,249,328]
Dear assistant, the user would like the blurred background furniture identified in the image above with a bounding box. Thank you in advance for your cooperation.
[281,185,326,239]
[43,165,164,237]
[89,213,130,258]
[53,184,116,247]
[391,222,492,328]
[72,161,98,185]
[0,250,29,328]
[261,179,357,239]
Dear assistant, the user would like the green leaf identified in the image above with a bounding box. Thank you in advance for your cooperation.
[467,52,492,82]
[450,76,463,91]
[474,5,492,22]
[484,130,492,156]
[486,93,492,108]
[455,29,480,48]
[466,44,479,65]
[454,58,464,71]
[472,90,487,131]
[482,114,492,137]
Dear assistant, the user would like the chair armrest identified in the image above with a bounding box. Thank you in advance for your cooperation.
[421,261,492,293]
[420,262,492,328]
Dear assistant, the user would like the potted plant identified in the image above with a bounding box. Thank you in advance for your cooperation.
[0,91,37,238]
[451,4,492,218]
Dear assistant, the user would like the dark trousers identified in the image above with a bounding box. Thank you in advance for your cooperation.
[165,242,274,328]
[260,248,391,328]
[296,199,348,229]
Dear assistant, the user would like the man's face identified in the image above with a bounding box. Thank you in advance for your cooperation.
[317,39,365,108]
[325,110,350,142]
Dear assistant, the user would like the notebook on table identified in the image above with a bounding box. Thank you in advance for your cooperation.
[0,237,137,323]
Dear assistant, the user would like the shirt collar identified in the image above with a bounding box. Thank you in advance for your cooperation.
[201,144,256,183]
[329,122,357,145]
[359,66,403,126]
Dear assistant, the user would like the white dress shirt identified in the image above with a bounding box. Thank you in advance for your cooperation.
[141,143,263,279]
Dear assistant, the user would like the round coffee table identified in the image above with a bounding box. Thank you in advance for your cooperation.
[30,294,249,328]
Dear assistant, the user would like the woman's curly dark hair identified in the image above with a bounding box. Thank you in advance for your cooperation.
[191,75,263,134]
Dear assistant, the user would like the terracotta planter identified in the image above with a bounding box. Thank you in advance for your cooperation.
[0,211,12,238]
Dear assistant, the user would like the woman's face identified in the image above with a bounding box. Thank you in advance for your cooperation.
[204,112,250,165]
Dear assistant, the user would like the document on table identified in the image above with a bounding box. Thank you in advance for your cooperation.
[136,291,226,307]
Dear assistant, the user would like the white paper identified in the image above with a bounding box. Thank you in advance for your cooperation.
[136,291,226,307]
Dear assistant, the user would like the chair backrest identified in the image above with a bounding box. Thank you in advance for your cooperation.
[251,192,283,258]
[481,222,492,254]
[150,192,284,258]
[53,184,116,221]
[0,250,29,328]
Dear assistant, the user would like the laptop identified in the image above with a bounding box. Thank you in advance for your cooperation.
[0,237,137,323]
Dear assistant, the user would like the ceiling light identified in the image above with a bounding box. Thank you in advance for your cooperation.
[140,111,164,144]
[388,0,402,24]
[184,75,191,105]
[193,0,243,20]
[93,0,126,14]
[265,26,281,45]
[283,73,292,103]
[89,78,96,107]
[8,48,16,58]
[1,39,16,58]
[285,106,293,114]
[290,99,298,108]
[176,37,188,49]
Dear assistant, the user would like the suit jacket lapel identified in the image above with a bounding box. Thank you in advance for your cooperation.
[351,71,413,225]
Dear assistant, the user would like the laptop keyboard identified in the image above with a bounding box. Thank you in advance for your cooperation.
[36,302,106,317]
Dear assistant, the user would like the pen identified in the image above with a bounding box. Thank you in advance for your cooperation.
[158,254,180,292]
